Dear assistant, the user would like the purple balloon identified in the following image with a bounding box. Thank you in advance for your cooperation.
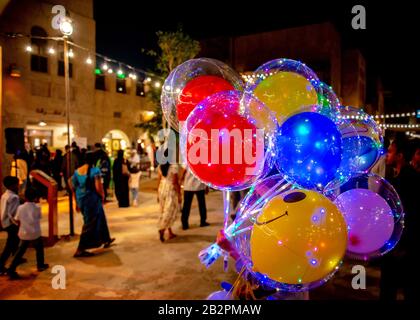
[334,189,394,254]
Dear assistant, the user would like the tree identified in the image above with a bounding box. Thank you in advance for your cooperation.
[136,28,200,135]
[153,29,201,78]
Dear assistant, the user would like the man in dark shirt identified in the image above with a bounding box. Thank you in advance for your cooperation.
[380,138,420,301]
[93,143,111,201]
[61,145,79,192]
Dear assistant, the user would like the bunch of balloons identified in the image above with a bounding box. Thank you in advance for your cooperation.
[161,57,404,296]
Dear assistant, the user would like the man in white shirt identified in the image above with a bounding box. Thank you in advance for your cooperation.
[146,139,156,172]
[0,176,22,274]
[7,187,48,279]
[181,167,209,230]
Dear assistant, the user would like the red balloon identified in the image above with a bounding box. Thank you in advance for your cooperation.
[186,93,261,189]
[177,75,234,122]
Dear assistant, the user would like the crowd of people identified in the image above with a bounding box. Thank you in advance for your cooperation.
[0,140,153,278]
[8,141,151,204]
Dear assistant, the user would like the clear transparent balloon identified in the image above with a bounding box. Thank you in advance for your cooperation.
[317,82,341,119]
[334,117,363,183]
[275,111,343,191]
[272,103,365,192]
[324,172,404,260]
[245,58,337,125]
[338,106,384,172]
[161,58,244,132]
[183,90,279,191]
[229,175,346,292]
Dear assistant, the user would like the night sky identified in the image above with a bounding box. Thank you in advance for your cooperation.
[94,1,419,111]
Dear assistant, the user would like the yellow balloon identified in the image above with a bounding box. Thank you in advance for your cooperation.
[253,71,319,123]
[250,189,347,285]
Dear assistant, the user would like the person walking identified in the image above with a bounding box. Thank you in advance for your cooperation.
[99,152,111,202]
[51,149,64,191]
[112,150,130,208]
[7,188,49,279]
[94,143,111,201]
[62,144,79,194]
[0,176,24,275]
[181,167,209,230]
[11,153,28,196]
[128,150,141,207]
[157,163,181,242]
[146,138,157,172]
[22,143,34,177]
[40,143,51,172]
[70,152,115,258]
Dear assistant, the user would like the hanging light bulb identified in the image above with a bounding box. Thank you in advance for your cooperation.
[86,57,93,64]
[101,63,109,71]
[117,69,123,75]
[68,49,74,58]
[25,45,32,52]
[154,81,161,88]
[48,47,55,55]
[108,68,113,74]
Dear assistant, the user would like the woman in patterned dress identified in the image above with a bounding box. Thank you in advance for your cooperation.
[157,163,181,242]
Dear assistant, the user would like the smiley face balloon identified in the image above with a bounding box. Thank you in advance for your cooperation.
[250,189,347,287]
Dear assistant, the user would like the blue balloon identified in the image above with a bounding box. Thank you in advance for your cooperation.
[276,112,342,189]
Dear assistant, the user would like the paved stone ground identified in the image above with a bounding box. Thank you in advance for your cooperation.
[0,177,383,300]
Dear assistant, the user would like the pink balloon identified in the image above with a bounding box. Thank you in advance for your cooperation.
[334,189,394,254]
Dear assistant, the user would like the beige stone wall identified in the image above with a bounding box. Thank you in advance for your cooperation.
[0,0,154,179]
[93,74,152,144]
[0,0,97,152]
[201,23,342,94]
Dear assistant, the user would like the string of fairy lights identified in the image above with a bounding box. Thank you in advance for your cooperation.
[240,73,419,129]
[3,32,420,130]
[378,123,420,129]
[337,113,419,130]
[374,112,418,119]
[3,32,164,86]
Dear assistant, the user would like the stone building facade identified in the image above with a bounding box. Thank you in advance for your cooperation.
[200,22,380,112]
[0,0,155,178]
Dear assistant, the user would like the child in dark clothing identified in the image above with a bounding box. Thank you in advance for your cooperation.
[0,176,24,274]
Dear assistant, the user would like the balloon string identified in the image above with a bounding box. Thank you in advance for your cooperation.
[223,191,231,230]
[230,225,254,237]
[223,191,231,272]
[197,180,291,269]
[226,180,291,238]
[229,266,246,298]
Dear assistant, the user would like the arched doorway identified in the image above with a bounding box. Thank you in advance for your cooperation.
[102,130,130,158]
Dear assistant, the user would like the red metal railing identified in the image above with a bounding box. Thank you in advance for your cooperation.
[29,170,58,246]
